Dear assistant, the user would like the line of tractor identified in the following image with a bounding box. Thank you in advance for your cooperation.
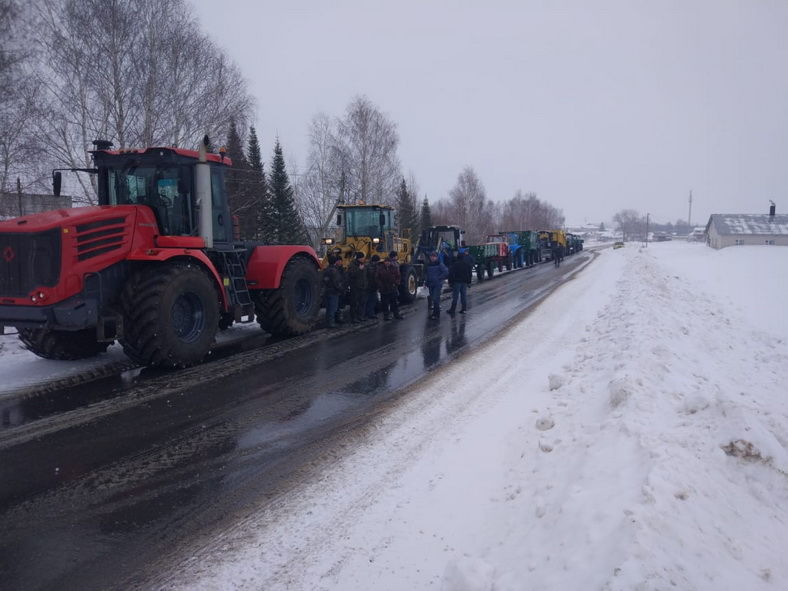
[0,138,581,370]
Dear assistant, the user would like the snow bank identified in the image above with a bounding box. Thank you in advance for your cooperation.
[104,244,788,589]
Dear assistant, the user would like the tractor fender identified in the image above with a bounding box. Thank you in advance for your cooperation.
[246,246,321,289]
[125,248,229,309]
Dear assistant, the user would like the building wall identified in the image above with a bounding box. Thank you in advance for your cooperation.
[707,225,788,249]
[0,193,72,218]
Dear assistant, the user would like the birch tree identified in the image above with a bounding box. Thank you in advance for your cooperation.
[298,113,344,244]
[0,0,46,193]
[30,0,253,204]
[334,96,401,205]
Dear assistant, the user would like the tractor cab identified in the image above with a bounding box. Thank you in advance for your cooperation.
[54,138,234,249]
[416,225,463,265]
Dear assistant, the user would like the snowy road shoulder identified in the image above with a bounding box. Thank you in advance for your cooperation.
[155,243,788,590]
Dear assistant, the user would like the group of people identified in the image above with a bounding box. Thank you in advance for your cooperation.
[322,250,404,327]
[322,247,475,328]
[425,250,473,318]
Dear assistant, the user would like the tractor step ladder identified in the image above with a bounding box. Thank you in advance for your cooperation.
[218,249,254,322]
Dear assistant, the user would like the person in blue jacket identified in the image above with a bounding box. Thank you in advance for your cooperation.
[425,252,449,320]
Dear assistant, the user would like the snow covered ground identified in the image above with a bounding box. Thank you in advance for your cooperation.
[0,319,264,398]
[156,242,788,591]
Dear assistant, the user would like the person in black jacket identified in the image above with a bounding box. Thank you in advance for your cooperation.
[447,251,473,315]
[347,251,367,323]
[322,255,346,327]
[365,254,381,319]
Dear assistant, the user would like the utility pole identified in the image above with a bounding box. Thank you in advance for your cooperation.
[688,190,693,229]
[645,213,650,247]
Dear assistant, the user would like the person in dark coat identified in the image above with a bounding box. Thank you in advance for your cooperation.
[459,240,475,266]
[425,252,449,319]
[365,254,380,319]
[447,251,473,315]
[322,255,346,328]
[377,251,403,320]
[347,251,367,323]
[553,241,564,268]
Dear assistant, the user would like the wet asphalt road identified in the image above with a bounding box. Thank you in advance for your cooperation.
[0,251,595,590]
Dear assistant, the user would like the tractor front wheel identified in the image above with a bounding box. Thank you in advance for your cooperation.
[19,328,110,360]
[120,264,219,368]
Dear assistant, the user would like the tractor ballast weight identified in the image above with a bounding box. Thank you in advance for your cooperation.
[0,138,322,368]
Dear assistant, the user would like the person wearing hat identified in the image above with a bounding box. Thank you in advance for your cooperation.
[447,251,473,315]
[347,251,368,323]
[322,255,346,328]
[365,254,381,319]
[425,251,449,319]
[377,251,403,320]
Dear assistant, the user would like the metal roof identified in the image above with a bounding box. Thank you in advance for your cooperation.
[707,214,788,236]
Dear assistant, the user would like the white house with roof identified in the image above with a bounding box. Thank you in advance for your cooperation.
[705,204,788,249]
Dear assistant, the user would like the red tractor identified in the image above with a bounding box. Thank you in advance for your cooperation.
[0,137,322,368]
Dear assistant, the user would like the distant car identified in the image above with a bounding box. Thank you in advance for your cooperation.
[613,241,624,249]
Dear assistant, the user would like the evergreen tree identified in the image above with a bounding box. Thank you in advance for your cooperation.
[225,121,251,238]
[269,138,308,244]
[245,126,271,241]
[395,178,418,245]
[419,196,432,233]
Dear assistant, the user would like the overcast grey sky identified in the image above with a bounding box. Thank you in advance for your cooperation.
[191,0,788,226]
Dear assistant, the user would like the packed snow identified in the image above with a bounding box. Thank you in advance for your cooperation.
[149,242,787,591]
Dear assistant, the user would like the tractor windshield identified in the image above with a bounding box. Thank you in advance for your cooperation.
[344,207,391,238]
[431,229,458,249]
[108,164,195,236]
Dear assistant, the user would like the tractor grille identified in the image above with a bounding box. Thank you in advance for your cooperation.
[75,216,126,261]
[0,228,61,297]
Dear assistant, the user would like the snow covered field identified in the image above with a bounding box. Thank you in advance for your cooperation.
[158,242,788,591]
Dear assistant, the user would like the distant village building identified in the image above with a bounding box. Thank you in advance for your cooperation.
[705,204,788,249]
[0,192,72,220]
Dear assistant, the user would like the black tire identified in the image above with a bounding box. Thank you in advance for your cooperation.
[255,256,320,337]
[19,328,110,360]
[120,263,219,368]
[476,264,485,283]
[398,265,418,304]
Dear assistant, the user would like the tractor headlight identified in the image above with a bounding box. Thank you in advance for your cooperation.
[322,238,334,245]
[372,237,380,244]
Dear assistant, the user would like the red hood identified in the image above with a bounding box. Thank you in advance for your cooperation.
[0,206,136,233]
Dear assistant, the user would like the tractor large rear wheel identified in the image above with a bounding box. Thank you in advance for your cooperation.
[120,264,219,368]
[255,257,320,336]
[19,328,110,360]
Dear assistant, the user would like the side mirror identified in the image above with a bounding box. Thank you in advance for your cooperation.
[52,171,62,197]
[379,213,386,227]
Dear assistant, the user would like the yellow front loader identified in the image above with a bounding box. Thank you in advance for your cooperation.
[321,204,421,302]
